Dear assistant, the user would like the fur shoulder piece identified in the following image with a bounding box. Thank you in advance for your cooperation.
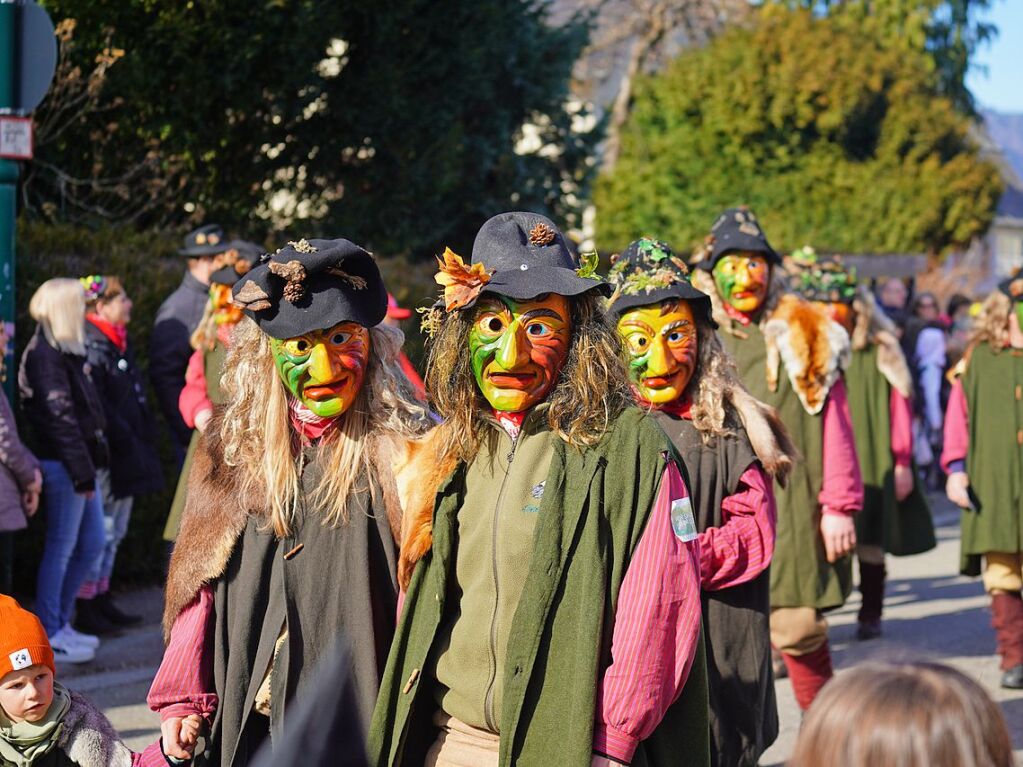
[763,294,851,415]
[393,424,460,590]
[873,329,913,399]
[59,690,134,767]
[727,387,800,486]
[163,411,251,638]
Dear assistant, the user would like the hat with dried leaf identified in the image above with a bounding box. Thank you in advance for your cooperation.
[210,239,265,286]
[178,224,230,257]
[231,238,386,339]
[434,211,609,312]
[785,246,858,305]
[606,237,715,327]
[694,206,780,270]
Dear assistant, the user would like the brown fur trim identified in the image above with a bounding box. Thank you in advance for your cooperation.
[61,689,134,767]
[874,330,913,399]
[763,294,850,415]
[368,434,407,545]
[728,387,800,486]
[394,425,460,590]
[163,412,252,639]
[851,287,912,397]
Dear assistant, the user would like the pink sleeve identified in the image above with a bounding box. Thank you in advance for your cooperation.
[147,585,218,724]
[940,379,969,473]
[819,379,864,517]
[699,463,776,591]
[132,741,169,766]
[889,389,914,468]
[593,463,702,763]
[178,349,212,429]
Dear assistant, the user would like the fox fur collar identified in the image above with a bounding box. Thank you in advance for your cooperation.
[163,410,406,638]
[851,286,913,398]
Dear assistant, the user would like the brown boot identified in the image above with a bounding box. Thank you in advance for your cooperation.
[991,592,1023,688]
[857,561,886,640]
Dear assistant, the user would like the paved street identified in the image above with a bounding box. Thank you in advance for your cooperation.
[57,493,1022,763]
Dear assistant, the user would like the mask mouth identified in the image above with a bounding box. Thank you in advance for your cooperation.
[641,373,680,389]
[302,376,353,401]
[486,370,540,390]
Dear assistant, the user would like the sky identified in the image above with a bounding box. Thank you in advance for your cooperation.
[966,0,1023,113]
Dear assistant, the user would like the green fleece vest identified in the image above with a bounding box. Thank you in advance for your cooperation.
[432,415,555,731]
[959,342,1023,575]
[720,320,851,610]
[368,407,710,767]
[845,346,934,557]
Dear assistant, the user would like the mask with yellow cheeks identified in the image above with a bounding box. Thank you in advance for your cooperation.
[617,299,698,404]
[712,252,771,315]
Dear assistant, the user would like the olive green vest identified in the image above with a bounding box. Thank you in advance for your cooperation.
[720,320,851,610]
[845,346,934,557]
[959,342,1023,575]
[368,407,710,767]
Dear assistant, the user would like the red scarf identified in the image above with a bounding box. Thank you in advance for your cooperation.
[491,408,526,440]
[288,397,339,443]
[634,393,692,420]
[86,314,127,353]
[722,302,754,327]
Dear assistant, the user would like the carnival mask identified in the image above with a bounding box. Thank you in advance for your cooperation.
[617,300,698,405]
[469,294,572,413]
[712,253,770,316]
[270,321,370,418]
[210,284,243,327]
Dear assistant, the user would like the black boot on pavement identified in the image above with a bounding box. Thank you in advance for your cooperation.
[856,560,886,641]
[95,592,142,626]
[74,597,119,636]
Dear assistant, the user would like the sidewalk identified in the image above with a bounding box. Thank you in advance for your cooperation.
[59,493,1023,761]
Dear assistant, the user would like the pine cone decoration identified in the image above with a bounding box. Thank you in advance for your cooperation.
[528,222,556,246]
[282,281,305,303]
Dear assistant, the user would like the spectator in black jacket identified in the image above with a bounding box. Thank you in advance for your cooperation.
[149,225,229,461]
[18,279,108,664]
[73,276,163,635]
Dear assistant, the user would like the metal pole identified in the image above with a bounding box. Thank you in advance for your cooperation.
[0,0,18,402]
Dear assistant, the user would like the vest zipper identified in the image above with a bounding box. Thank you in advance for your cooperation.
[483,434,518,732]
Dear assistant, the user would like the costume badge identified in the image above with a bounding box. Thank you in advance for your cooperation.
[9,648,32,670]
[670,498,698,542]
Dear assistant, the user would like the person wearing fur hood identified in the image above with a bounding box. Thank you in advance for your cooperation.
[370,213,710,767]
[606,238,797,767]
[690,208,863,713]
[786,250,935,643]
[145,238,431,766]
[941,268,1023,689]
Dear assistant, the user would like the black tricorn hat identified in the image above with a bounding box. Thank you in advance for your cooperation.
[231,238,386,339]
[695,207,780,270]
[179,224,229,257]
[436,212,609,311]
[210,240,265,286]
[606,238,716,328]
[999,267,1023,302]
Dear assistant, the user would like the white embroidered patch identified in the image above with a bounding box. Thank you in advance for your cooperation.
[670,498,698,542]
[9,648,32,671]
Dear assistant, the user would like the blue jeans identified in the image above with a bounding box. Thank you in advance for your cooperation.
[35,460,105,635]
[84,468,133,587]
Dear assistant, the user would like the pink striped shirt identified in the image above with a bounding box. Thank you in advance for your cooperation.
[132,741,176,766]
[699,464,776,591]
[890,388,913,468]
[819,379,865,517]
[941,378,969,474]
[593,462,702,763]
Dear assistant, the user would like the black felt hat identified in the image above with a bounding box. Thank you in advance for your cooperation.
[210,239,265,286]
[436,212,609,311]
[178,224,229,257]
[695,207,780,270]
[606,238,716,327]
[999,267,1023,302]
[231,238,386,339]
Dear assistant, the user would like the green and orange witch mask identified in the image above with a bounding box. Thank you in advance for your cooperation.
[232,237,387,420]
[696,207,780,318]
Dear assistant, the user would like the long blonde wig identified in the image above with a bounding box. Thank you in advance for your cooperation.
[218,318,430,537]
[29,278,86,355]
[423,291,633,461]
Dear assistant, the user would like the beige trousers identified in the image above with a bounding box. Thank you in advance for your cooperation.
[983,552,1023,595]
[770,606,828,656]
[424,711,501,767]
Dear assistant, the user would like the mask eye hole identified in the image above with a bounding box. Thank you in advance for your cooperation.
[331,332,350,345]
[526,322,549,337]
[295,339,309,353]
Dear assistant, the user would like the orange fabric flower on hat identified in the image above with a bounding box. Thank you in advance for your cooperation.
[434,247,492,311]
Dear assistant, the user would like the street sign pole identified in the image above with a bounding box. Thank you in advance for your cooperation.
[0,0,18,402]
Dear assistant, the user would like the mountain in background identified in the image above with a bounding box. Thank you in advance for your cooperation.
[983,109,1023,184]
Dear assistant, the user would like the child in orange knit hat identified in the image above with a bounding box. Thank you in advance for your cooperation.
[0,595,199,766]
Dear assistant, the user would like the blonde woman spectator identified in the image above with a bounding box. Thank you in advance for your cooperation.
[18,279,108,664]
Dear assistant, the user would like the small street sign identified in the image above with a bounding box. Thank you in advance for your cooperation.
[0,116,32,159]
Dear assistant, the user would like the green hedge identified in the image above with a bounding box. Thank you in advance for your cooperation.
[10,221,438,590]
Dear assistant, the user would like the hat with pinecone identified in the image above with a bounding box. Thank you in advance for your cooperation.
[605,237,715,327]
[231,238,387,339]
[434,211,609,312]
[694,206,780,270]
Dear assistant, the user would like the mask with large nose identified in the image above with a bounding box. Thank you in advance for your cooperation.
[617,299,698,405]
[712,252,770,316]
[270,321,370,418]
[469,293,573,413]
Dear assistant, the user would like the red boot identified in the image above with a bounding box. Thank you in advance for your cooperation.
[783,642,834,711]
[991,592,1023,688]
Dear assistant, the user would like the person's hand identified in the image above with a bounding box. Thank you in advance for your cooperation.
[591,755,629,767]
[22,490,39,518]
[161,715,202,760]
[28,468,42,494]
[946,471,972,509]
[894,464,914,502]
[820,513,856,563]
[194,409,213,433]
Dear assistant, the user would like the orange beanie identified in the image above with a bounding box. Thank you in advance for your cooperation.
[0,595,55,678]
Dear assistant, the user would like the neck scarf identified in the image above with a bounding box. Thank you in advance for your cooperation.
[634,392,692,420]
[722,301,754,327]
[0,682,71,767]
[491,409,526,441]
[288,397,339,443]
[86,314,128,353]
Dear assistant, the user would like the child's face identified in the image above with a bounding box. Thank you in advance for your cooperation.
[0,665,54,723]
